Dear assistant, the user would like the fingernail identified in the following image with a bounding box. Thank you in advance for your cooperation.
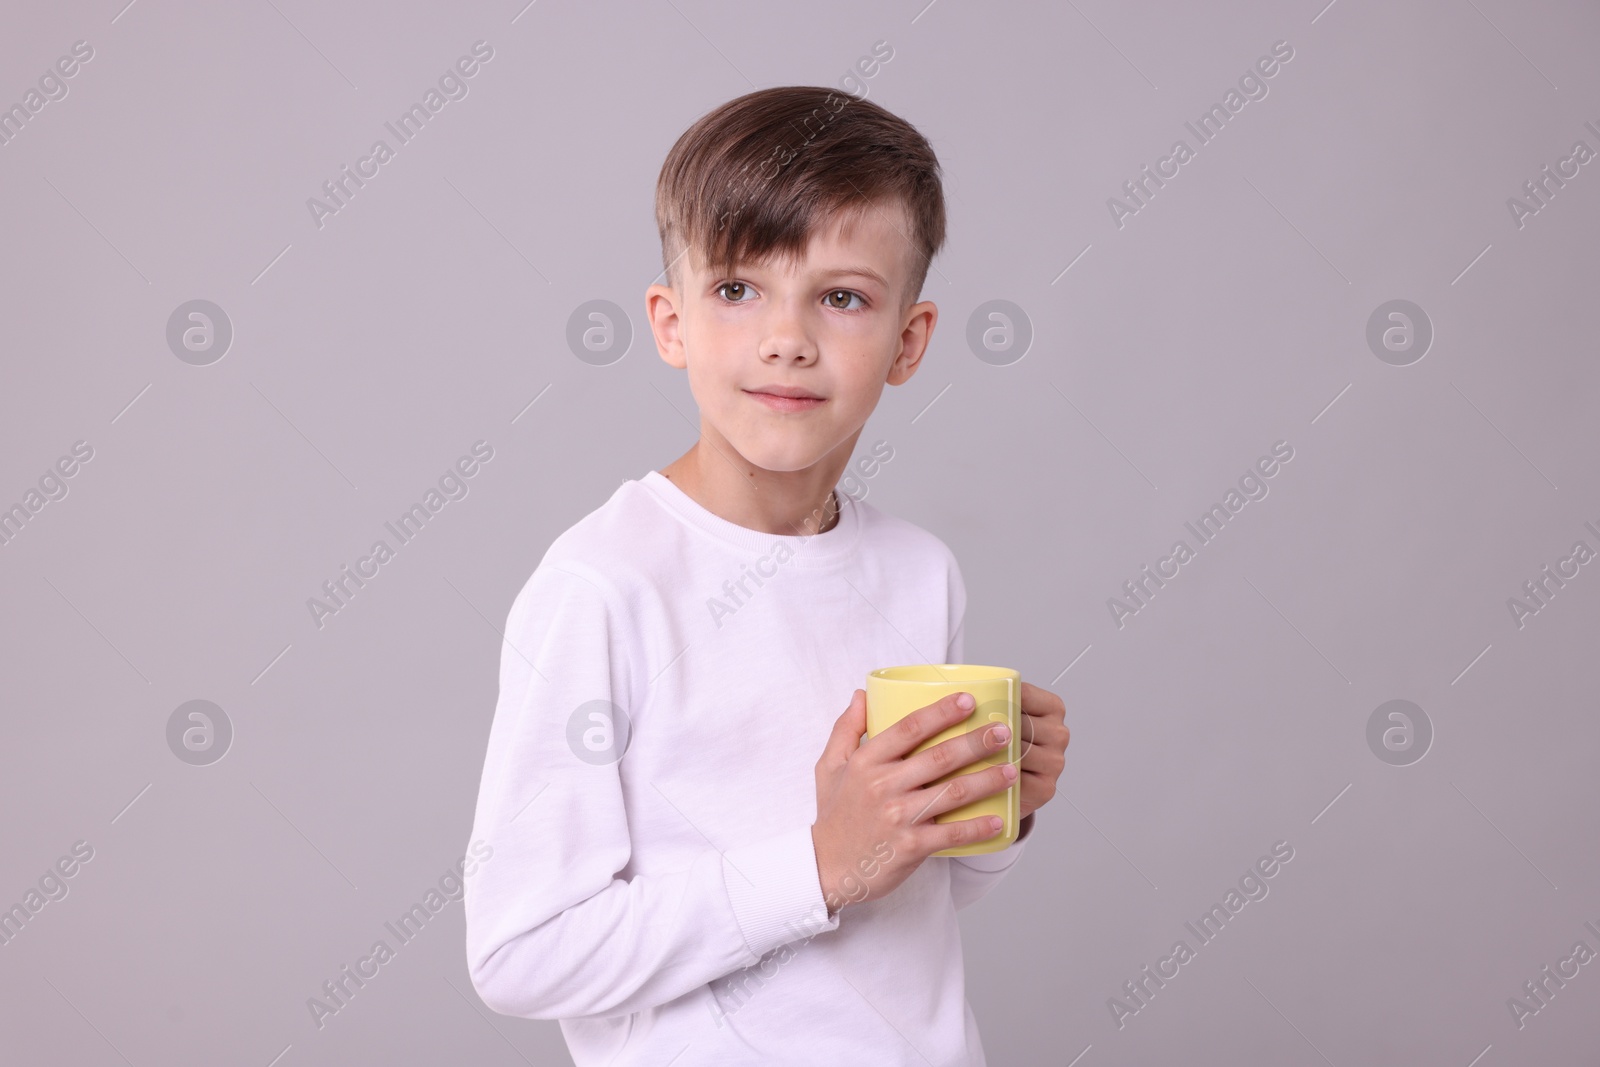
[1001,763,1018,780]
[956,693,974,710]
[988,725,1010,744]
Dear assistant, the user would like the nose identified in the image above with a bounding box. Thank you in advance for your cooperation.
[758,297,819,366]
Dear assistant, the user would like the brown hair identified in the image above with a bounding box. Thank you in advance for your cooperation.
[654,86,946,310]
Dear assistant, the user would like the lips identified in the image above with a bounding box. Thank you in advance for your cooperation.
[745,387,825,413]
[747,385,823,399]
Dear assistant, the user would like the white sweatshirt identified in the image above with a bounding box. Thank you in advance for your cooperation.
[464,470,1032,1066]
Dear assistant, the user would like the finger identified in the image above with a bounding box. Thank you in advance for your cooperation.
[1017,766,1059,814]
[906,762,1017,824]
[1013,710,1038,762]
[820,689,867,766]
[1017,748,1068,780]
[922,812,1005,854]
[899,715,1011,789]
[864,691,974,765]
[1018,713,1070,764]
[1019,681,1065,720]
[1022,717,1070,756]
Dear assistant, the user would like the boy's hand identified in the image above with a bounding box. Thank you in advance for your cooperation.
[1015,681,1069,819]
[809,689,1016,916]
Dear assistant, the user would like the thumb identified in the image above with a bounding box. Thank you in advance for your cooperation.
[822,688,868,763]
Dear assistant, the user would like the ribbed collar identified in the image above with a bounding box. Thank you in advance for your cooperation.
[637,470,862,567]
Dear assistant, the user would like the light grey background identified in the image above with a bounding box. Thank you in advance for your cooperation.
[2,0,1597,1064]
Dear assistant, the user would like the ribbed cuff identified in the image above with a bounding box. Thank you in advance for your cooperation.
[950,812,1034,872]
[722,825,840,962]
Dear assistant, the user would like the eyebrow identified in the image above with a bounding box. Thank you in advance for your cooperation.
[812,265,891,290]
[707,260,894,292]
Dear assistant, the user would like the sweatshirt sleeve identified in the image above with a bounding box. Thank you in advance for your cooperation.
[939,545,1034,912]
[463,563,838,1021]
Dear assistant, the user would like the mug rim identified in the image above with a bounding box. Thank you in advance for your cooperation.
[868,663,1020,683]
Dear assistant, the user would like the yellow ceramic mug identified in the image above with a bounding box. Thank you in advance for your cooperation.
[865,664,1021,857]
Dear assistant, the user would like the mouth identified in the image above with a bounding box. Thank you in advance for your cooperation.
[744,388,826,413]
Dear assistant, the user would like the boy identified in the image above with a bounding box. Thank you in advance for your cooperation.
[465,85,1069,1065]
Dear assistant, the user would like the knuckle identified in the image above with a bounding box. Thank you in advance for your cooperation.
[943,776,968,805]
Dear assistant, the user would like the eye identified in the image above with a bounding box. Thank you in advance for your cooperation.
[716,280,755,303]
[824,289,866,311]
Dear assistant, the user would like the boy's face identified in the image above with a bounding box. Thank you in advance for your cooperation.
[646,201,936,476]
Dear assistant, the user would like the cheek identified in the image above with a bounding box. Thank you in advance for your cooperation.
[682,339,739,395]
[831,380,885,427]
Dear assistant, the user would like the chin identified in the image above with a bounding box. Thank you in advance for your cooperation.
[730,437,828,474]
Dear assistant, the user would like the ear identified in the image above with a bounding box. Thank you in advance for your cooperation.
[885,299,937,386]
[645,283,687,369]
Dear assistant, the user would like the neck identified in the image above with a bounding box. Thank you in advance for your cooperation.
[660,438,847,538]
